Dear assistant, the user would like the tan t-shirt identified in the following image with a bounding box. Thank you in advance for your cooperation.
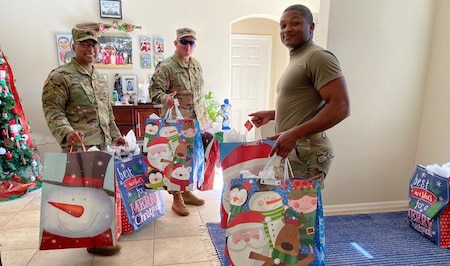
[275,41,343,133]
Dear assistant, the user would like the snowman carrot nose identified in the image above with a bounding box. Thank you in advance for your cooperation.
[48,201,85,217]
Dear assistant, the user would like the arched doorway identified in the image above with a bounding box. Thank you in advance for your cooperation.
[228,17,287,137]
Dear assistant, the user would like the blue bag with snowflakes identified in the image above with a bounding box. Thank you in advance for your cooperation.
[224,157,325,266]
[114,153,166,233]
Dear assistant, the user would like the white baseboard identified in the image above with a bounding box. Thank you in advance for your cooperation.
[323,200,408,215]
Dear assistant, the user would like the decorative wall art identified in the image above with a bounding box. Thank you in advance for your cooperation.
[55,34,74,66]
[154,38,164,53]
[96,35,132,69]
[99,0,122,19]
[140,53,152,69]
[154,53,164,67]
[140,37,152,52]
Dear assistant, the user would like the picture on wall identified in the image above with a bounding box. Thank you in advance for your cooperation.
[55,34,74,66]
[154,53,164,67]
[140,53,152,69]
[154,38,164,53]
[140,37,152,52]
[99,0,122,19]
[96,36,132,69]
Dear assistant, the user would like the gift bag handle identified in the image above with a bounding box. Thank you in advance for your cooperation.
[164,99,184,120]
[284,158,294,180]
[69,142,87,153]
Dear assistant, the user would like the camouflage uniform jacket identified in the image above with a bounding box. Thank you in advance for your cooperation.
[42,59,121,150]
[150,53,208,129]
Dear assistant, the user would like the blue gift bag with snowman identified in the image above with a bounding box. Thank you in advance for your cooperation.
[39,150,120,250]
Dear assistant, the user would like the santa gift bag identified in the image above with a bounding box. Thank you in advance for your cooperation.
[219,140,274,228]
[114,152,166,234]
[408,164,450,247]
[142,106,204,191]
[39,150,120,250]
[224,158,326,266]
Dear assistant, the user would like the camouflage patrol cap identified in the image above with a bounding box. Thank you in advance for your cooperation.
[176,28,196,40]
[71,28,99,43]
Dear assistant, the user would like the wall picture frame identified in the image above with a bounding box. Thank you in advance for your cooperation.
[55,33,74,66]
[96,35,132,69]
[121,74,137,95]
[99,0,122,19]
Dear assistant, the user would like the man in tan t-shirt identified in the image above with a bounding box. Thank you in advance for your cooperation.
[249,4,350,187]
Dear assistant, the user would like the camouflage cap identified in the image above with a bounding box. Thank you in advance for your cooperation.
[71,28,99,43]
[176,28,196,40]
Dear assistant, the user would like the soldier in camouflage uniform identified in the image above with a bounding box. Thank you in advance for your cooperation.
[149,27,207,216]
[42,27,124,256]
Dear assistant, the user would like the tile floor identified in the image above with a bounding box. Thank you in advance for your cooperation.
[0,187,222,266]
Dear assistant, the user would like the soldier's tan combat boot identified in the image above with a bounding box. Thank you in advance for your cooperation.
[182,191,205,206]
[172,193,189,216]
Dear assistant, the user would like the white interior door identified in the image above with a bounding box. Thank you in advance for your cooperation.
[230,34,272,139]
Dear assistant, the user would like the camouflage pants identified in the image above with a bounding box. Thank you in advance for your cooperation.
[274,132,334,189]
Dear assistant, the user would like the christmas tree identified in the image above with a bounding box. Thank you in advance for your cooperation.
[0,47,41,201]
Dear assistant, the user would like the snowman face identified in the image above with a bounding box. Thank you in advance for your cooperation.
[248,191,283,212]
[42,186,113,238]
[159,126,178,138]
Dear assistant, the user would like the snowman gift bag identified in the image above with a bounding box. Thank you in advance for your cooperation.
[39,151,120,250]
[223,158,326,266]
[142,106,204,191]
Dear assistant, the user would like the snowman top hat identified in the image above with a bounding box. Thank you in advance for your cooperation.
[43,151,114,196]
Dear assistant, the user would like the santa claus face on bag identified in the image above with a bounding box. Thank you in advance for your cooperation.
[147,137,173,171]
[227,223,270,266]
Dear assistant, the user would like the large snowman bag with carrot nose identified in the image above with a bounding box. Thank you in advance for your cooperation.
[39,150,120,250]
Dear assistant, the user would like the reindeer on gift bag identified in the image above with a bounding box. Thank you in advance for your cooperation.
[249,212,315,266]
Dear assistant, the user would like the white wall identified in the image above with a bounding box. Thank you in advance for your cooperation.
[1,0,446,207]
[323,0,436,205]
[416,0,450,165]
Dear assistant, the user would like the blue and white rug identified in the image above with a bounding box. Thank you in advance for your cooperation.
[206,211,450,266]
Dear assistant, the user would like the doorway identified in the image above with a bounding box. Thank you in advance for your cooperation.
[229,34,272,137]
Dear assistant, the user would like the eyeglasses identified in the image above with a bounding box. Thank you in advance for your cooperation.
[76,42,99,49]
[179,39,196,46]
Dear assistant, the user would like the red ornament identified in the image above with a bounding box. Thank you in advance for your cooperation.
[13,174,19,181]
[36,175,41,181]
[1,130,7,136]
[5,151,12,159]
[11,107,18,114]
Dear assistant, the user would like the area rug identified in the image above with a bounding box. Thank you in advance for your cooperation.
[206,211,450,266]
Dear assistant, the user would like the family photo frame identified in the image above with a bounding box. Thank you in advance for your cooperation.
[99,0,122,19]
[121,74,137,95]
[95,35,132,69]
